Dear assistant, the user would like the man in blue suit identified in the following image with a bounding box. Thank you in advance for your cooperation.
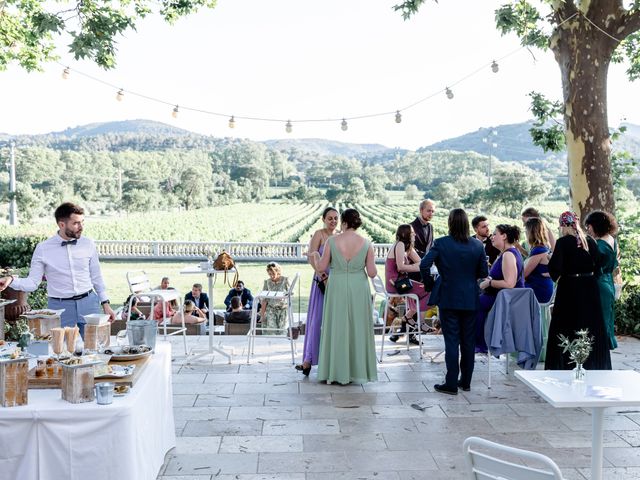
[184,283,209,314]
[420,208,488,395]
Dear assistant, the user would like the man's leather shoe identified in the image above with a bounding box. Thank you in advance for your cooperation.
[434,383,458,395]
[458,382,471,392]
[389,335,400,343]
[408,335,420,345]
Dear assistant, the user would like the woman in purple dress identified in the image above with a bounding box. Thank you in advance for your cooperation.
[295,207,339,376]
[476,224,525,352]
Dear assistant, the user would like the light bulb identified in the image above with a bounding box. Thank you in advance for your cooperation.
[116,89,124,101]
[491,60,499,73]
[341,119,348,131]
[285,120,292,134]
[172,105,179,118]
[228,116,235,129]
[395,111,402,124]
[446,87,454,100]
[62,67,70,79]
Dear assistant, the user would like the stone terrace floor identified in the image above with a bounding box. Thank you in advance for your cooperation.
[157,334,640,480]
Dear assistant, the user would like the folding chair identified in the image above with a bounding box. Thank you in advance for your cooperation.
[370,275,423,362]
[126,271,187,355]
[463,436,564,479]
[246,272,299,364]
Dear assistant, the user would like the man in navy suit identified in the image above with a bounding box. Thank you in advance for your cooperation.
[420,208,488,395]
[184,283,209,314]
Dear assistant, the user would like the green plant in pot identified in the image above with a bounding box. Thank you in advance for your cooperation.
[558,329,594,382]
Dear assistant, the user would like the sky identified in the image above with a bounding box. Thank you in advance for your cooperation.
[1,0,640,150]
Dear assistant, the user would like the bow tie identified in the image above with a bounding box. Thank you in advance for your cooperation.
[61,239,78,247]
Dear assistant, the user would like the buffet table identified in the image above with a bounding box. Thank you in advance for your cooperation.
[0,342,175,480]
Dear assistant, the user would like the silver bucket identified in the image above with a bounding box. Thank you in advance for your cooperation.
[126,320,157,350]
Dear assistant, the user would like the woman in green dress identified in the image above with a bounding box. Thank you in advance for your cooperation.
[312,208,378,384]
[585,210,619,350]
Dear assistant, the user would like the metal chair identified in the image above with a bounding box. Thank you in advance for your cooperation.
[463,436,564,479]
[126,271,187,355]
[370,275,423,362]
[246,272,299,364]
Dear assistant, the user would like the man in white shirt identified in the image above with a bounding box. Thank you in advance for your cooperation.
[0,202,116,337]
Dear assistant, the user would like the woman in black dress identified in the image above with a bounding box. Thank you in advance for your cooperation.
[545,211,611,370]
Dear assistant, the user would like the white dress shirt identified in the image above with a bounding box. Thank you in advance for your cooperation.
[11,234,108,302]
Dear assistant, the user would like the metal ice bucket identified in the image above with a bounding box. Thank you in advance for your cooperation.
[126,320,157,350]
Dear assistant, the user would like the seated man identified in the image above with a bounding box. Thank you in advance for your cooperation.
[184,283,209,313]
[225,296,252,324]
[223,280,254,312]
[471,215,501,266]
[155,276,175,290]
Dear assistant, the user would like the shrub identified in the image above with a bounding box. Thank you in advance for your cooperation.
[615,284,640,337]
[0,234,46,269]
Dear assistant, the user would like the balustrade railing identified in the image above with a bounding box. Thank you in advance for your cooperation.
[96,240,393,263]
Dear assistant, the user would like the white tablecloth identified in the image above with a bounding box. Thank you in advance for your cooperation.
[0,342,175,480]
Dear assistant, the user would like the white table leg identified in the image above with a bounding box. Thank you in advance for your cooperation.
[188,272,231,364]
[591,406,605,480]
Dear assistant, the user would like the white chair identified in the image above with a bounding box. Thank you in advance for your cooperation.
[370,275,423,362]
[126,271,187,355]
[463,436,564,479]
[246,273,299,365]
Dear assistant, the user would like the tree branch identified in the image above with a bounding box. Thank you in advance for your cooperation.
[620,9,640,39]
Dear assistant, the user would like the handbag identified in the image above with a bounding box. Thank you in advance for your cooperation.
[394,275,413,294]
[314,276,326,295]
[213,250,238,287]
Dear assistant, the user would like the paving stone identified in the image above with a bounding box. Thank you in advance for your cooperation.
[173,383,236,395]
[195,394,265,407]
[227,406,300,420]
[347,449,438,471]
[262,419,340,435]
[301,405,375,419]
[302,433,387,452]
[440,403,518,418]
[308,472,400,480]
[371,404,447,418]
[257,451,349,473]
[234,382,299,394]
[204,373,267,384]
[163,453,258,475]
[339,418,419,434]
[182,420,263,437]
[362,381,428,393]
[174,395,198,407]
[173,407,230,422]
[172,374,207,384]
[331,392,402,406]
[264,393,333,406]
[173,436,222,454]
[219,435,303,453]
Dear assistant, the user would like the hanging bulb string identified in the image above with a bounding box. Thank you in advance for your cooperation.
[55,40,537,125]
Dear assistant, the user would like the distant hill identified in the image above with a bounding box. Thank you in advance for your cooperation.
[53,119,193,137]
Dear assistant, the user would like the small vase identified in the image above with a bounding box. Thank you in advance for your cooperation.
[572,363,586,382]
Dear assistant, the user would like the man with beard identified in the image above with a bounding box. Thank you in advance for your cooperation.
[471,215,501,266]
[410,199,436,258]
[0,202,116,337]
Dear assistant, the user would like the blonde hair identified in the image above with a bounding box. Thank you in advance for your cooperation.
[525,217,549,247]
[560,225,589,252]
[183,300,195,313]
[266,262,282,274]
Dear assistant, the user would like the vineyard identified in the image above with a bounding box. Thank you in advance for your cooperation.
[0,200,569,244]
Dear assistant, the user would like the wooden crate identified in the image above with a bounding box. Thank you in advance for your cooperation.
[61,363,95,403]
[0,358,29,407]
[84,324,111,351]
[27,316,61,337]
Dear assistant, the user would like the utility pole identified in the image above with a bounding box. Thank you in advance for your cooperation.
[117,168,123,202]
[483,130,498,187]
[8,141,18,225]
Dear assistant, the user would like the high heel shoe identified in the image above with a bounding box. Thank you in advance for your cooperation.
[405,315,436,334]
[302,365,311,376]
[294,364,304,371]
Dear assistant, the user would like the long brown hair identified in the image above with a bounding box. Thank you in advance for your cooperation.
[525,217,549,247]
[448,208,470,243]
[395,224,413,251]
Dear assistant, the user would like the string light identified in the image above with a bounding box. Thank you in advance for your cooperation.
[285,120,292,133]
[54,42,530,131]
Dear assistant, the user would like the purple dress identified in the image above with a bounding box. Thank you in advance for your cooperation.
[303,243,326,365]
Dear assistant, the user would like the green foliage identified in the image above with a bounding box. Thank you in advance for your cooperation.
[528,92,566,153]
[0,234,46,268]
[0,0,217,70]
[612,32,640,81]
[557,329,594,366]
[3,318,29,342]
[494,2,549,49]
[615,284,640,336]
[404,184,419,200]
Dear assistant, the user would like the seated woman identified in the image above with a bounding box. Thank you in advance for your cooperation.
[153,299,177,323]
[122,294,145,320]
[385,224,432,343]
[523,217,554,303]
[171,300,206,324]
[476,224,524,352]
[260,262,290,335]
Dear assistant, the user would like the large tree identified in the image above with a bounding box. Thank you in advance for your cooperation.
[0,0,216,70]
[396,0,640,219]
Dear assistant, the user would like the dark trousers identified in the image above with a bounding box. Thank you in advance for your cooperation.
[440,308,476,389]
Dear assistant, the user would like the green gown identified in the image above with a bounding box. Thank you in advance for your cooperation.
[317,237,378,384]
[596,238,618,350]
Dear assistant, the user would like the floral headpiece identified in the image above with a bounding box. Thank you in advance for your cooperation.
[559,211,579,227]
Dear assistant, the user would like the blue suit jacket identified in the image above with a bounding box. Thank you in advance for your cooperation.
[420,235,488,311]
[184,291,209,311]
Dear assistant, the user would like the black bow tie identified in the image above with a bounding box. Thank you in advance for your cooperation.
[61,239,78,247]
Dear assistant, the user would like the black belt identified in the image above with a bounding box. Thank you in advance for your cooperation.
[567,272,593,277]
[50,290,93,301]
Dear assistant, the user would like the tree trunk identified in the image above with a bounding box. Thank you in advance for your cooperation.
[551,13,618,221]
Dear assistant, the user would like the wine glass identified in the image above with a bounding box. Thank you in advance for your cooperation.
[51,328,65,360]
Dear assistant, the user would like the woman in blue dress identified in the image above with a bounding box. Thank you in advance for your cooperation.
[476,225,524,352]
[523,217,554,304]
